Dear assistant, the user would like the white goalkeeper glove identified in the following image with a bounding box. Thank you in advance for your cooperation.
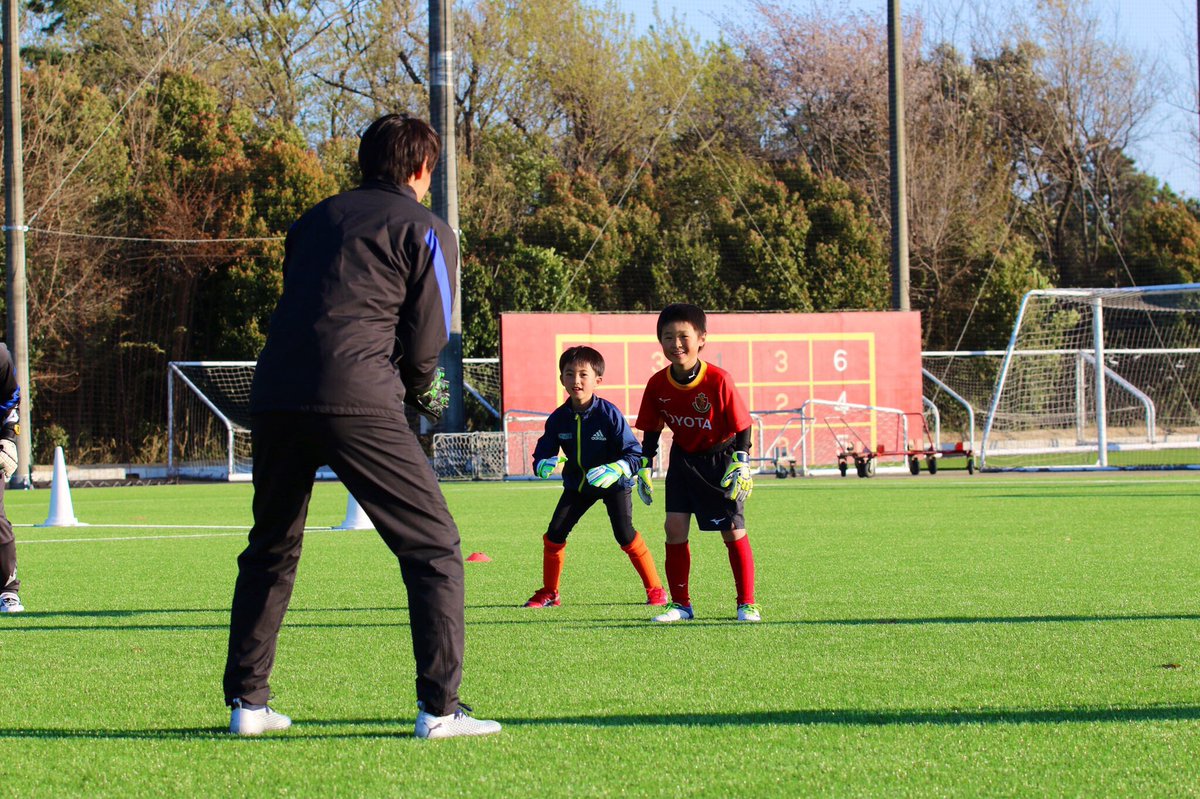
[585,459,632,489]
[534,455,566,479]
[0,439,16,481]
[719,451,753,502]
[635,457,653,505]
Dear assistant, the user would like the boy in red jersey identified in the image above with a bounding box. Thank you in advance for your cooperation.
[634,304,761,622]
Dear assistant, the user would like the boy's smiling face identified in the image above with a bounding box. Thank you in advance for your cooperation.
[560,360,602,409]
[659,321,705,372]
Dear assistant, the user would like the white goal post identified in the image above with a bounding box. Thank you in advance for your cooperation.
[981,284,1200,470]
[168,361,256,480]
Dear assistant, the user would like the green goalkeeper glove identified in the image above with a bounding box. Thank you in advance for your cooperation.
[585,459,632,489]
[534,455,566,479]
[409,367,449,421]
[635,457,653,505]
[719,450,753,502]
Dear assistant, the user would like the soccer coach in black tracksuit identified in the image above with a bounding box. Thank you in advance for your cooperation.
[223,114,498,737]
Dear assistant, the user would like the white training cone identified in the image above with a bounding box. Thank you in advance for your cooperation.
[38,446,84,527]
[335,493,373,530]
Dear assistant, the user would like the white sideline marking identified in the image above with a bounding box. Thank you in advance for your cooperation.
[14,526,351,544]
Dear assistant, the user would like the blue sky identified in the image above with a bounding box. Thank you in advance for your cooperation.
[613,0,1200,199]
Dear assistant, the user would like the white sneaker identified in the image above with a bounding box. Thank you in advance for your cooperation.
[414,702,502,740]
[0,592,22,613]
[737,603,762,622]
[229,699,292,735]
[652,602,694,622]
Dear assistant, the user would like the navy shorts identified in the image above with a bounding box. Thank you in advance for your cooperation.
[664,442,745,532]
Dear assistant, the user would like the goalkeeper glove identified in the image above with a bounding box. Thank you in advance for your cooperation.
[409,367,449,421]
[719,451,753,502]
[635,457,653,505]
[585,459,632,489]
[0,439,15,481]
[534,455,566,479]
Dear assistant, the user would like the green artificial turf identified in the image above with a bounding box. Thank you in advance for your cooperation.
[1,472,1198,797]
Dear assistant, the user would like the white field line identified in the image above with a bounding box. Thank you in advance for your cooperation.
[14,526,357,544]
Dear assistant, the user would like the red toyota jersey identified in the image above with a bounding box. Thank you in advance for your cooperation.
[635,361,752,453]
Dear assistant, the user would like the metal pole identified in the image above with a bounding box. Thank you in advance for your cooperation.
[429,0,464,432]
[3,0,31,488]
[888,0,910,312]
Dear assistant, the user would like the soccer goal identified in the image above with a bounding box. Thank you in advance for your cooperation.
[980,284,1200,470]
[167,361,256,480]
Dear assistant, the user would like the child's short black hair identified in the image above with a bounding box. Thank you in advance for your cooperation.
[656,303,707,339]
[559,345,605,377]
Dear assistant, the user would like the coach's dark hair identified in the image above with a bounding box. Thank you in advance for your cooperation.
[656,303,707,339]
[559,345,605,377]
[358,114,441,186]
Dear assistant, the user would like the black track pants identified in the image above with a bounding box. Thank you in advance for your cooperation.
[223,411,465,716]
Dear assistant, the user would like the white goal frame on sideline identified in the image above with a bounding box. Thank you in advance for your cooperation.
[168,361,256,481]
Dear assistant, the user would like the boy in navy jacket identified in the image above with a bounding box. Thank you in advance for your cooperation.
[525,346,666,608]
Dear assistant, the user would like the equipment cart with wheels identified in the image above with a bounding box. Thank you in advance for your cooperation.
[827,411,975,477]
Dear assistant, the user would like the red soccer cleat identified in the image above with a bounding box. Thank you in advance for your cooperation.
[645,587,668,606]
[523,588,561,608]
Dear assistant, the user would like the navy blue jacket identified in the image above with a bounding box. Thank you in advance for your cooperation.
[531,396,642,492]
[0,343,19,441]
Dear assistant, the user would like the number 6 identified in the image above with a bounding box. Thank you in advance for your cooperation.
[833,349,848,372]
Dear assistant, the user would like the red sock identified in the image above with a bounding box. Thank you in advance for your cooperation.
[621,532,662,591]
[664,541,691,605]
[542,535,566,593]
[724,534,755,605]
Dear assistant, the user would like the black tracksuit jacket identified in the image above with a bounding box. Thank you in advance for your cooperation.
[249,179,457,416]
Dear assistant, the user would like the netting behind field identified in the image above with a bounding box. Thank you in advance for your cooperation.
[168,362,255,480]
[922,352,1004,452]
[981,286,1200,469]
[463,358,501,426]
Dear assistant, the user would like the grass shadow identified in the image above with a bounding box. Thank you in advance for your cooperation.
[6,703,1197,742]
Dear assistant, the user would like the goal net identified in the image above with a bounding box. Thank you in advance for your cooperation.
[981,285,1200,469]
[168,362,255,480]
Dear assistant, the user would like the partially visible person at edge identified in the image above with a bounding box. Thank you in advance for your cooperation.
[222,114,501,739]
[0,343,23,615]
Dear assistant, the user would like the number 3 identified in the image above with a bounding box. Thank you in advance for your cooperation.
[774,350,788,373]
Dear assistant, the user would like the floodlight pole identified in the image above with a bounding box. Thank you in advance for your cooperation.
[429,0,464,432]
[3,0,32,488]
[888,0,910,312]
